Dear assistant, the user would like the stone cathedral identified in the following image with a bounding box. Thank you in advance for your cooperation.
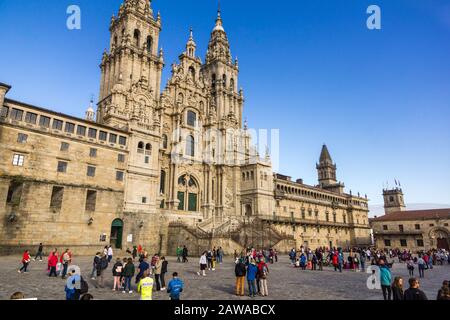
[0,0,371,255]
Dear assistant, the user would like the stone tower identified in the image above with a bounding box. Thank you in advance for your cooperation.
[97,0,164,129]
[383,187,406,214]
[316,145,344,193]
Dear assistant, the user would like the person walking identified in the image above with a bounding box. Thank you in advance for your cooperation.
[404,278,428,300]
[154,256,162,291]
[417,255,426,278]
[176,246,182,263]
[107,246,114,263]
[18,250,31,273]
[407,258,415,277]
[122,257,135,294]
[90,252,101,280]
[246,259,258,298]
[61,249,71,279]
[197,251,207,276]
[235,258,246,297]
[182,246,189,263]
[206,250,213,271]
[379,259,392,300]
[112,258,123,291]
[161,256,168,291]
[33,243,44,261]
[96,254,109,288]
[137,269,154,300]
[258,258,269,297]
[392,277,404,300]
[167,272,184,300]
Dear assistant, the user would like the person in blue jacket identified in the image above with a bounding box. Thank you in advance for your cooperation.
[246,259,258,298]
[379,259,392,300]
[167,272,184,300]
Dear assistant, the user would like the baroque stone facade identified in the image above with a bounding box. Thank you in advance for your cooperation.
[370,188,450,251]
[0,0,371,255]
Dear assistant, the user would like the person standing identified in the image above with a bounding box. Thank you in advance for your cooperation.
[161,256,168,291]
[176,246,182,263]
[96,254,109,288]
[182,246,189,263]
[137,269,154,301]
[112,258,123,291]
[436,281,449,300]
[235,258,246,297]
[33,243,44,261]
[258,259,269,297]
[379,259,392,300]
[404,278,428,300]
[123,257,135,294]
[167,272,184,300]
[136,256,150,284]
[197,252,207,276]
[91,252,101,280]
[48,251,58,277]
[392,277,404,300]
[132,246,137,261]
[417,255,426,278]
[154,256,162,291]
[407,258,415,277]
[61,249,71,279]
[18,250,31,273]
[107,246,113,263]
[246,259,258,298]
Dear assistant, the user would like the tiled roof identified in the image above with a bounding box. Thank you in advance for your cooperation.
[371,208,450,222]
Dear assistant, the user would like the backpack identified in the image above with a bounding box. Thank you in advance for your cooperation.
[80,277,89,294]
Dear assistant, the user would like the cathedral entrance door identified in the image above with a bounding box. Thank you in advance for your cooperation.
[110,219,123,249]
[437,238,449,250]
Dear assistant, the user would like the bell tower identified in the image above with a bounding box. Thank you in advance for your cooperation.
[97,0,164,128]
[383,187,406,214]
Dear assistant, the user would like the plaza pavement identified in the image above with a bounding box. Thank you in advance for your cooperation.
[0,254,448,300]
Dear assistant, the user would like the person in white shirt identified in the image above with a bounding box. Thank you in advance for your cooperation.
[107,246,114,263]
[197,252,207,276]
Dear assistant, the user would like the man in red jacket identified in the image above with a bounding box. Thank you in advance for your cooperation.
[18,250,31,273]
[48,252,58,277]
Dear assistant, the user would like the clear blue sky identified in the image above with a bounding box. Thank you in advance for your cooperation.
[0,0,449,213]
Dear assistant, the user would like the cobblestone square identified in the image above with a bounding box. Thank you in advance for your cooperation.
[1,254,448,300]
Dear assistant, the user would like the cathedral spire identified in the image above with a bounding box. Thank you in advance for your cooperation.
[319,144,333,164]
[185,27,197,58]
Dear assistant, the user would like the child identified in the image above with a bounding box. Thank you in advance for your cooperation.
[167,272,184,300]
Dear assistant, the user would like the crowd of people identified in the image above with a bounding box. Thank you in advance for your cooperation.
[12,242,450,301]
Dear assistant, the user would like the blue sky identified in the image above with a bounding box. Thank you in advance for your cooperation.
[0,0,449,213]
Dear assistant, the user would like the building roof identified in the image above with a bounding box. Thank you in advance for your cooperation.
[319,144,333,163]
[371,208,450,222]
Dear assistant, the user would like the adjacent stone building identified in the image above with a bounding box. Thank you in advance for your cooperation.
[0,0,371,255]
[370,188,450,251]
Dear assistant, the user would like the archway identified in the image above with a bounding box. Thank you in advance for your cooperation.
[110,219,123,249]
[429,227,449,250]
[245,204,252,217]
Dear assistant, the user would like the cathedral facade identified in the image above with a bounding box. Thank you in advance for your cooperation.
[0,0,371,255]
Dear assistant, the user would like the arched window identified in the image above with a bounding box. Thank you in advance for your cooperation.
[160,170,166,194]
[222,74,227,86]
[137,141,144,153]
[162,134,168,149]
[230,78,235,92]
[133,29,141,47]
[188,66,195,80]
[177,175,198,212]
[211,74,216,87]
[145,143,152,155]
[242,172,246,181]
[187,110,197,127]
[186,135,195,157]
[146,36,153,53]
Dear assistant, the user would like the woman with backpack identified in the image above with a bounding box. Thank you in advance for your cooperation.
[112,258,123,291]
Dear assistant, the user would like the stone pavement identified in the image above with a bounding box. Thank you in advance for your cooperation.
[0,254,448,300]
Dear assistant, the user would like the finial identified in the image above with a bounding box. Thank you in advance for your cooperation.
[189,27,194,40]
[244,118,248,130]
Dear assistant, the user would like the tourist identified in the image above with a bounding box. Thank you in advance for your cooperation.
[33,243,44,261]
[247,259,258,298]
[132,246,137,261]
[197,251,207,276]
[161,256,168,291]
[96,254,109,288]
[289,248,296,265]
[404,278,427,300]
[312,252,318,270]
[235,258,246,296]
[417,255,426,278]
[64,269,81,300]
[123,257,135,294]
[300,253,307,270]
[48,250,58,277]
[136,256,150,284]
[258,258,269,297]
[120,257,127,287]
[218,247,224,264]
[112,258,123,291]
[103,246,108,257]
[379,259,392,300]
[360,250,366,272]
[151,253,159,275]
[10,292,25,300]
[206,250,213,271]
[107,245,114,263]
[436,281,450,300]
[90,252,101,280]
[391,277,404,300]
[407,257,415,277]
[18,250,31,273]
[154,256,162,291]
[317,249,323,271]
[61,249,71,279]
[47,248,58,273]
[167,272,184,300]
[176,246,182,263]
[182,245,189,263]
[137,269,154,301]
